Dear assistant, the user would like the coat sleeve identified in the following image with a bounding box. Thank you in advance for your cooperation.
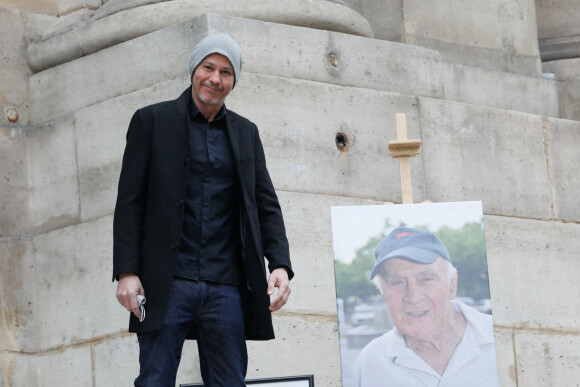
[252,127,294,280]
[112,109,152,281]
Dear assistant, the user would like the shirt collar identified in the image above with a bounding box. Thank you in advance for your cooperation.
[189,93,227,123]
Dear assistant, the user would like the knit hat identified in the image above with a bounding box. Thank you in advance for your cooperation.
[188,34,242,87]
[370,226,451,279]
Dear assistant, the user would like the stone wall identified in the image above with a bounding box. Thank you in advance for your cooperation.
[1,1,580,386]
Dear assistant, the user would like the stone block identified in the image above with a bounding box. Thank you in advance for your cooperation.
[7,345,92,387]
[93,316,341,386]
[31,216,122,350]
[277,191,381,314]
[401,0,541,75]
[442,62,559,117]
[93,335,140,387]
[6,0,101,15]
[344,0,402,41]
[493,329,517,387]
[484,215,580,329]
[228,73,426,203]
[29,14,443,123]
[542,57,580,81]
[559,78,580,121]
[75,77,184,222]
[536,0,580,60]
[0,7,29,126]
[536,0,580,41]
[246,314,342,386]
[27,0,372,72]
[418,98,551,219]
[26,117,80,234]
[0,127,31,236]
[76,70,426,223]
[515,332,580,386]
[93,330,201,386]
[547,118,580,222]
[0,237,38,353]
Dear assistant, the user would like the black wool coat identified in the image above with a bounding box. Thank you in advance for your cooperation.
[112,87,293,340]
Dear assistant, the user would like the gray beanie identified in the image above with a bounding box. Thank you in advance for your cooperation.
[188,34,242,87]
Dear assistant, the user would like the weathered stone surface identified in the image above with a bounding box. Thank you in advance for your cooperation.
[344,0,402,41]
[536,0,580,40]
[542,57,580,81]
[0,127,31,236]
[442,62,559,117]
[401,0,541,76]
[27,0,372,72]
[29,14,442,123]
[228,73,426,203]
[91,315,340,386]
[277,191,381,314]
[0,118,79,236]
[558,78,580,121]
[27,117,80,234]
[0,7,29,126]
[515,332,580,386]
[74,70,427,223]
[547,118,580,221]
[246,315,342,385]
[2,0,100,15]
[93,334,140,387]
[493,329,518,387]
[418,98,551,219]
[6,344,92,386]
[75,77,184,222]
[0,236,37,353]
[485,215,580,328]
[31,216,121,350]
[536,0,580,60]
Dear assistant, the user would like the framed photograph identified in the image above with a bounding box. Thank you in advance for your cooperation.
[331,201,498,386]
[181,375,314,387]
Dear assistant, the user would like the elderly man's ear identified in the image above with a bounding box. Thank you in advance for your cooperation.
[450,275,458,298]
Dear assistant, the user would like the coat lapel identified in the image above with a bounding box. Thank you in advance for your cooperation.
[226,111,242,172]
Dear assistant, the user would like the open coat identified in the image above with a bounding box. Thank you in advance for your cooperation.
[112,87,293,340]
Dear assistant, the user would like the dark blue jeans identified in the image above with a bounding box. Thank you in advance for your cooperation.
[135,278,247,387]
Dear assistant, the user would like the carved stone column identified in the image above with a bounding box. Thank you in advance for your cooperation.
[536,0,580,62]
[27,0,373,72]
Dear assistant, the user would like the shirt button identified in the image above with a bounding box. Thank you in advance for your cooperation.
[177,200,184,208]
[182,157,190,166]
[171,242,179,250]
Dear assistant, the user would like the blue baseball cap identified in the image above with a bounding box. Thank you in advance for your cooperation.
[370,226,451,279]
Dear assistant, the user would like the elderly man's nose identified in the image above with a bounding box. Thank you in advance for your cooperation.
[404,281,423,302]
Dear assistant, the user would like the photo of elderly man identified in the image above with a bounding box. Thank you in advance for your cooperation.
[354,226,498,386]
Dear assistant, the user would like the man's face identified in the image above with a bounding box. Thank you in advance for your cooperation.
[191,53,235,108]
[379,257,457,342]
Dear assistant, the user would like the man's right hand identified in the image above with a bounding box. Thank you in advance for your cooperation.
[116,273,145,319]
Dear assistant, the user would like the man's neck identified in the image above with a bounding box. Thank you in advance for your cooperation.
[198,104,222,122]
[191,94,224,122]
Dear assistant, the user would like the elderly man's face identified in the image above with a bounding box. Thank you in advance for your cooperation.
[379,257,457,342]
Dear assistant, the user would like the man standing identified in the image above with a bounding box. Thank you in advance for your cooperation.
[355,226,497,386]
[113,34,293,387]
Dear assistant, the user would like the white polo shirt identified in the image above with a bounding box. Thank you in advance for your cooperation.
[354,300,498,387]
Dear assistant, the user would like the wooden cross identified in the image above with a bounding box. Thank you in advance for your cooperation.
[388,113,421,204]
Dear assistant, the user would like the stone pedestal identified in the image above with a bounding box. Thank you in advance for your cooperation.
[346,0,542,77]
[536,0,580,61]
[26,0,373,72]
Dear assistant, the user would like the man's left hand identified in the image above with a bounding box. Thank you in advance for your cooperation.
[267,268,291,312]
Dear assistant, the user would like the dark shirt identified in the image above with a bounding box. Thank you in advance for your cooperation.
[173,97,241,284]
